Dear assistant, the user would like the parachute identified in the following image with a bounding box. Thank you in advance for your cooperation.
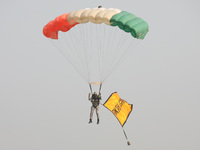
[43,7,149,145]
[43,6,149,91]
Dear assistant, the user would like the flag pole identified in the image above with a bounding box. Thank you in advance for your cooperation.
[122,128,131,146]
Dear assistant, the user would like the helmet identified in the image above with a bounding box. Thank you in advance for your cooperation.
[93,92,97,95]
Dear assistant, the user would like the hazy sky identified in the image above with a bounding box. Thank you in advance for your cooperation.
[0,0,200,150]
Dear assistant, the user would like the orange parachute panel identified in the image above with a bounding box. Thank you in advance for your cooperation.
[43,13,79,39]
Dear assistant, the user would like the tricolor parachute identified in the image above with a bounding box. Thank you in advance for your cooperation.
[43,6,149,90]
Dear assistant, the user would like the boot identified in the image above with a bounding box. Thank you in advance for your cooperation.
[97,119,99,124]
[89,119,92,124]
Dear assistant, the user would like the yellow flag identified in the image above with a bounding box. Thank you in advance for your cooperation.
[103,92,133,126]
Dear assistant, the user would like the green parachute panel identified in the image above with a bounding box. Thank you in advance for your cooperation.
[110,11,149,39]
[118,13,136,30]
[124,18,143,32]
[131,21,149,39]
[110,11,129,26]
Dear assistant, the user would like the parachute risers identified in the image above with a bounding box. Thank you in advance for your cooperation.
[89,82,102,94]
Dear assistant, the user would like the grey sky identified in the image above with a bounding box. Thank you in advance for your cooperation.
[0,0,200,150]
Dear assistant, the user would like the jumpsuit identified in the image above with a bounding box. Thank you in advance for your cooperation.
[89,94,102,120]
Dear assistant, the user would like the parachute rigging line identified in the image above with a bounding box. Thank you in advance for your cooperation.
[102,42,137,82]
[61,32,90,82]
[48,38,89,82]
[81,24,91,82]
[64,31,89,81]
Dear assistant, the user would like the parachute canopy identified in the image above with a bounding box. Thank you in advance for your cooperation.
[43,7,149,40]
[104,92,133,126]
